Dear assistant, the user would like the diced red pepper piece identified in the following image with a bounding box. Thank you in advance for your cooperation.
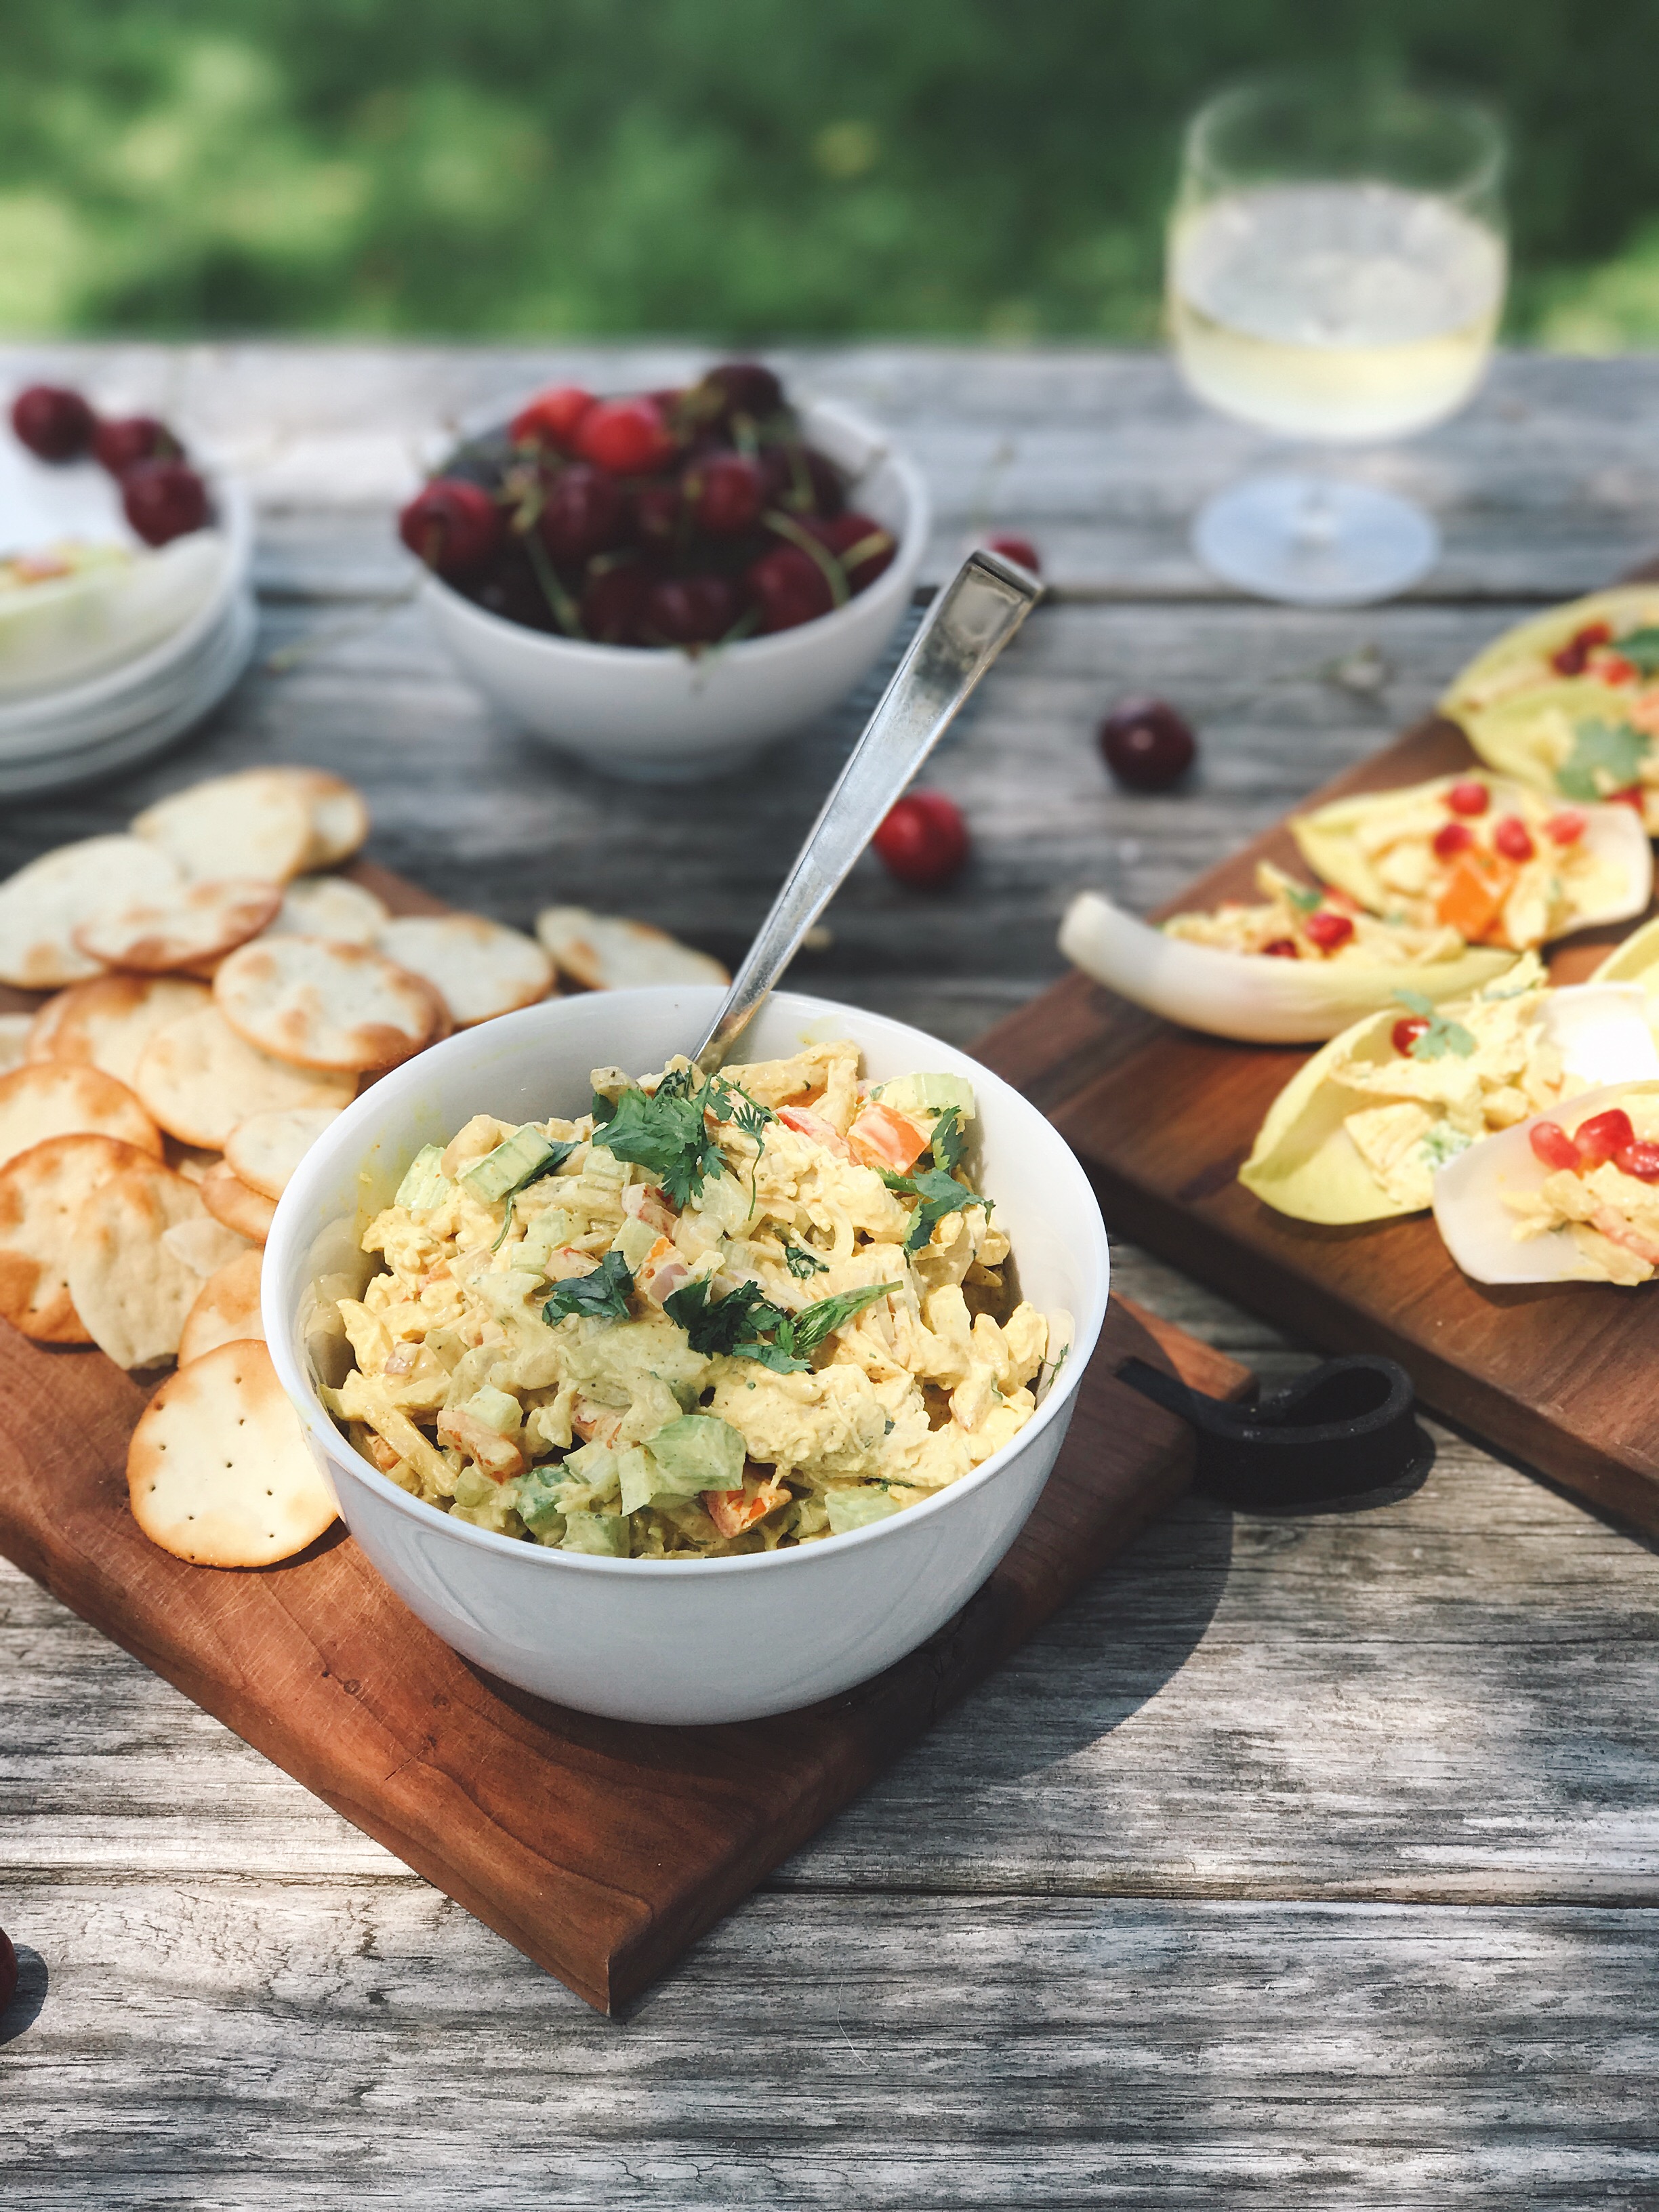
[778,1104,850,1157]
[1574,1109,1636,1169]
[1601,654,1638,684]
[1433,820,1475,859]
[1544,808,1588,846]
[1446,779,1490,817]
[1261,938,1299,958]
[1615,1141,1659,1183]
[846,1101,930,1172]
[1392,1016,1431,1055]
[703,1476,790,1539]
[1530,1120,1578,1172]
[1302,910,1355,951]
[1493,815,1535,862]
[1551,621,1612,676]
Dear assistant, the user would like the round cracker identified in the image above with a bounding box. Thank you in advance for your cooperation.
[269,874,388,945]
[127,1338,337,1568]
[0,1133,155,1343]
[377,912,553,1029]
[73,878,282,975]
[178,1248,266,1367]
[0,1061,162,1172]
[0,1013,32,1076]
[225,1105,340,1201]
[134,1005,355,1149]
[534,905,729,991]
[199,1161,276,1246]
[131,772,315,886]
[26,974,212,1088]
[67,1155,236,1370]
[290,771,370,869]
[213,936,438,1072]
[0,836,182,989]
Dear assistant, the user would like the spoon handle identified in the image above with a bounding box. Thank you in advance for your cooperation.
[693,547,1042,1071]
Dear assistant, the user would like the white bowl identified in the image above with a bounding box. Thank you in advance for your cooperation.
[417,399,930,782]
[264,987,1109,1726]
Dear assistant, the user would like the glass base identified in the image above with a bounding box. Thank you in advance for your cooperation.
[1192,473,1440,607]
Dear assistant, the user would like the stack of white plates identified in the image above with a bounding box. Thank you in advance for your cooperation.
[0,466,256,800]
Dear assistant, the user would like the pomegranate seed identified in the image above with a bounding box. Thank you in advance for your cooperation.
[1261,938,1299,958]
[1446,779,1490,816]
[874,790,969,890]
[690,452,765,536]
[577,398,676,476]
[705,361,783,421]
[1529,1120,1578,1172]
[1393,1015,1431,1054]
[539,464,626,562]
[398,477,502,577]
[94,415,176,476]
[579,561,653,644]
[1574,1109,1636,1169]
[811,511,896,593]
[1616,1140,1659,1183]
[1545,809,1588,846]
[121,459,208,547]
[510,385,595,453]
[1551,621,1612,676]
[985,533,1041,574]
[1303,910,1355,951]
[1433,821,1474,859]
[745,543,834,632]
[1494,815,1535,862]
[12,384,96,461]
[644,573,740,646]
[1099,697,1197,791]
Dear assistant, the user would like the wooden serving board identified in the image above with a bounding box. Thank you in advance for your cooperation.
[0,859,1250,2015]
[975,715,1659,1542]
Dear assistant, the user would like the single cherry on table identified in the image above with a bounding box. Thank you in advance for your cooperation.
[873,790,969,890]
[985,533,1041,575]
[1099,696,1197,791]
[12,384,96,462]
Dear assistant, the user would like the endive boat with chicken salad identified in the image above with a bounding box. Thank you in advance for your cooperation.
[321,1039,1052,1560]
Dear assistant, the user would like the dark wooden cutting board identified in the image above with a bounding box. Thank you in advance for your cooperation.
[975,716,1659,1540]
[0,859,1250,2014]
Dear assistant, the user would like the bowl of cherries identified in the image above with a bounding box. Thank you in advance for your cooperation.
[399,361,928,780]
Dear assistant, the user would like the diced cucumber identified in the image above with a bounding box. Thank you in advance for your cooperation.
[611,1216,665,1271]
[514,1469,568,1543]
[394,1143,452,1211]
[560,1511,631,1557]
[825,1485,904,1535]
[462,1124,561,1204]
[517,1208,574,1275]
[645,1414,745,1495]
[870,1073,976,1120]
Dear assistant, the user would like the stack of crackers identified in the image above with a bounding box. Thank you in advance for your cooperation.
[0,764,729,1574]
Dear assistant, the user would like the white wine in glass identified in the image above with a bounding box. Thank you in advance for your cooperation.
[1170,75,1507,605]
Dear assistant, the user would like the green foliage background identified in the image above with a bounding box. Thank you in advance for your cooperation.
[1,0,1655,346]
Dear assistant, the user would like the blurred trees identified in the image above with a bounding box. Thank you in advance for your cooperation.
[0,0,1654,342]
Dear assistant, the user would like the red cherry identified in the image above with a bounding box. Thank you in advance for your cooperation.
[1494,815,1535,863]
[745,544,834,633]
[873,790,969,889]
[577,398,676,476]
[759,442,844,516]
[1303,910,1355,951]
[1261,938,1299,958]
[472,548,555,630]
[1098,696,1197,791]
[121,459,209,547]
[94,415,177,476]
[644,573,740,647]
[539,464,626,562]
[1446,779,1490,817]
[811,512,895,593]
[1392,1015,1431,1054]
[12,384,96,461]
[1551,621,1612,676]
[691,452,765,536]
[510,385,595,453]
[630,479,683,551]
[399,477,502,577]
[985,533,1041,574]
[1530,1120,1578,1172]
[1545,809,1588,846]
[704,361,784,421]
[580,560,653,644]
[1574,1109,1635,1169]
[1617,1140,1659,1183]
[0,1923,14,2015]
[1433,820,1474,859]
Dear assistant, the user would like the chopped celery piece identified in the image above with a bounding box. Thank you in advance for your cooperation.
[462,1124,562,1204]
[560,1511,631,1557]
[825,1485,903,1535]
[395,1143,451,1211]
[646,1413,745,1494]
[871,1073,976,1120]
[461,1385,521,1437]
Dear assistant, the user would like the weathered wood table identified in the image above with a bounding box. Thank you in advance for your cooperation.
[5,345,1659,2208]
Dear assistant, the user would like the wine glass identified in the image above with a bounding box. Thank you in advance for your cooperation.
[1168,70,1507,606]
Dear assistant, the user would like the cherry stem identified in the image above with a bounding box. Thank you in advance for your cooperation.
[521,529,585,639]
[762,508,849,607]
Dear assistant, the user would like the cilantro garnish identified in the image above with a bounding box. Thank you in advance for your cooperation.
[1614,627,1659,676]
[541,1250,634,1324]
[1557,718,1650,802]
[596,1069,773,1210]
[1395,989,1476,1062]
[782,1240,828,1278]
[1283,882,1324,914]
[879,1106,989,1251]
[665,1275,897,1373]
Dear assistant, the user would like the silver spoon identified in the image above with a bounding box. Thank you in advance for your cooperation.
[693,546,1042,1071]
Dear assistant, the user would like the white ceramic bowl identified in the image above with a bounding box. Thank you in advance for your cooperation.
[264,987,1109,1725]
[417,399,930,782]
